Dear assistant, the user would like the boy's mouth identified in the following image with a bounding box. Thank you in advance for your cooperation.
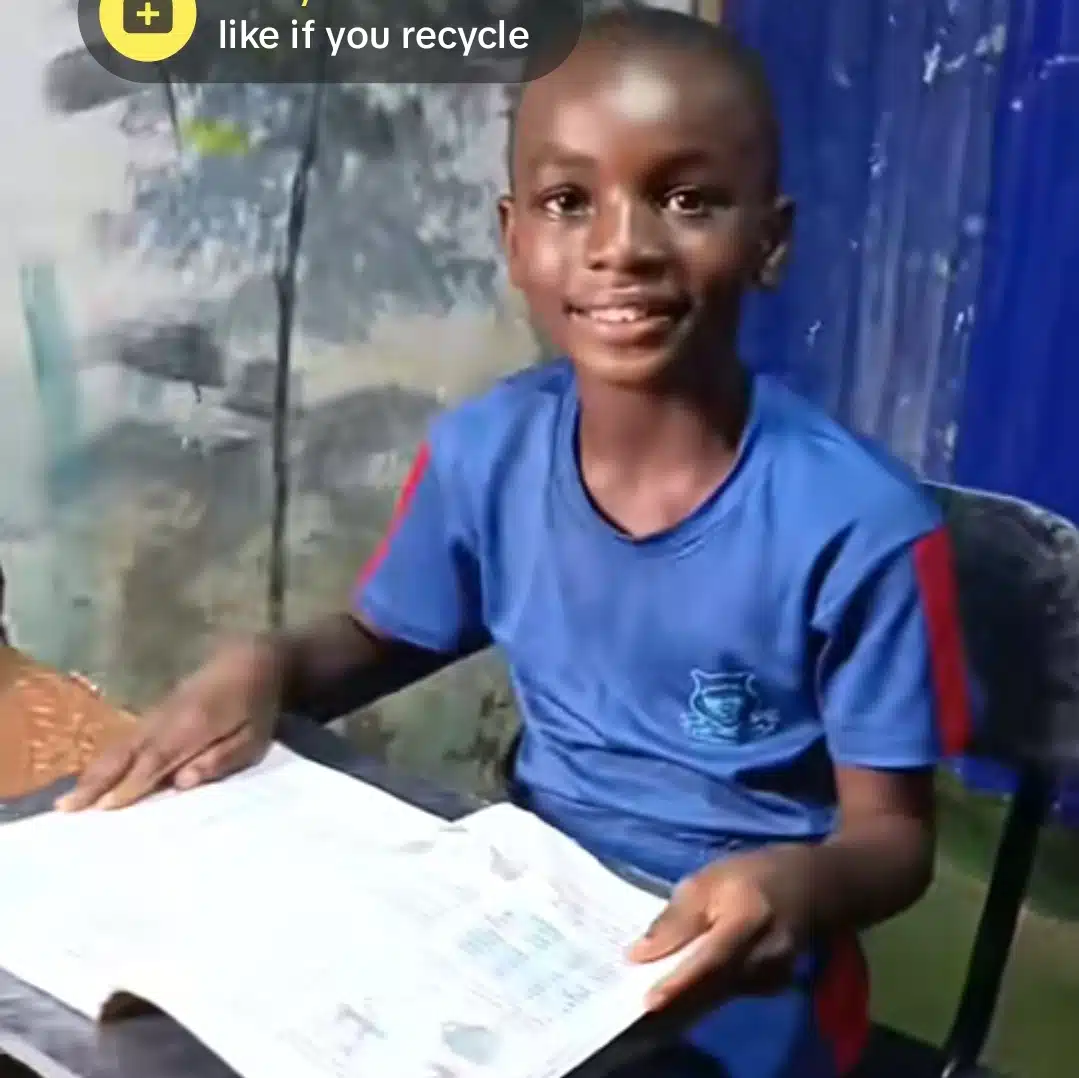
[566,299,689,342]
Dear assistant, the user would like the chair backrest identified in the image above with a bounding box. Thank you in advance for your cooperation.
[927,481,1079,774]
[921,482,1079,1075]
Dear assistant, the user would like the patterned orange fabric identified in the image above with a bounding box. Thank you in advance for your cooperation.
[0,648,135,799]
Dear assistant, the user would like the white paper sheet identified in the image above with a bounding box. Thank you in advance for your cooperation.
[108,808,681,1078]
[0,745,440,1017]
[0,753,685,1078]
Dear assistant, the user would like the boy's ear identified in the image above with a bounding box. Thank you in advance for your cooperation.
[497,194,522,290]
[756,195,794,289]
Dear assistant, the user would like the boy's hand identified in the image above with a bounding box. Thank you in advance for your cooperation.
[629,772,936,1020]
[627,852,806,1014]
[56,637,283,813]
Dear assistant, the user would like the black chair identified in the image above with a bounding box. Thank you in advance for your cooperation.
[858,482,1079,1078]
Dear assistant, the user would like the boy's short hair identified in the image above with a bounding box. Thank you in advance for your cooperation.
[506,8,781,192]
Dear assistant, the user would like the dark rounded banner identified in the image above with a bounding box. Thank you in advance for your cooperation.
[80,0,584,84]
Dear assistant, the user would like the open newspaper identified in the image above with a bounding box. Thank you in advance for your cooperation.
[0,744,684,1078]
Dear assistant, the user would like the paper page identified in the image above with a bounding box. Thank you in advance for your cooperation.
[458,802,670,940]
[95,808,686,1078]
[0,753,687,1078]
[0,744,441,1020]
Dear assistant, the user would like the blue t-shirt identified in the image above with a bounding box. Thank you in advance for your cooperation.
[354,359,971,1077]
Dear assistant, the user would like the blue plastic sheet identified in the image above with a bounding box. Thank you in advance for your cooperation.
[955,0,1079,529]
[729,0,1008,479]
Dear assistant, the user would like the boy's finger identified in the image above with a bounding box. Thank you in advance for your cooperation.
[628,890,708,962]
[643,915,757,1010]
[173,729,257,789]
[94,741,173,810]
[55,743,136,811]
[94,699,222,808]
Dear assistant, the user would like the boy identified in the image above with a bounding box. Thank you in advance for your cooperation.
[60,10,971,1078]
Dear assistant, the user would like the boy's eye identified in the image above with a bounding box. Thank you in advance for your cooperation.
[541,189,590,218]
[664,188,718,216]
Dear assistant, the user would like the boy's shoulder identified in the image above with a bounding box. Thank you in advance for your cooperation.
[757,376,943,546]
[424,358,573,472]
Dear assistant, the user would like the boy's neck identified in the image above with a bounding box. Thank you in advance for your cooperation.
[575,354,751,478]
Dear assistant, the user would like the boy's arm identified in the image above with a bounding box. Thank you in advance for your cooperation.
[278,434,490,724]
[631,524,972,1007]
[273,611,470,724]
[738,524,971,943]
[753,762,935,933]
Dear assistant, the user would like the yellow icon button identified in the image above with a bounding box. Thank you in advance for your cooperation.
[98,0,197,63]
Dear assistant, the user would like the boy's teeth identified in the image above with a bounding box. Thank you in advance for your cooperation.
[586,306,650,323]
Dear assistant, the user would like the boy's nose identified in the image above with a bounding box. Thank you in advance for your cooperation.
[585,195,668,274]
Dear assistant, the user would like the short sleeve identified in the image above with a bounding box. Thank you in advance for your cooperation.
[353,438,488,655]
[815,526,973,769]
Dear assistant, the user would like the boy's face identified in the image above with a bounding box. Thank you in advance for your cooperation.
[500,41,791,389]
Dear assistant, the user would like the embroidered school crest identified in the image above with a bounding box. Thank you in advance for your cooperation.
[682,670,782,745]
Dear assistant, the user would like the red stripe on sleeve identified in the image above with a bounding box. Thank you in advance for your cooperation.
[356,442,432,589]
[912,527,972,756]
